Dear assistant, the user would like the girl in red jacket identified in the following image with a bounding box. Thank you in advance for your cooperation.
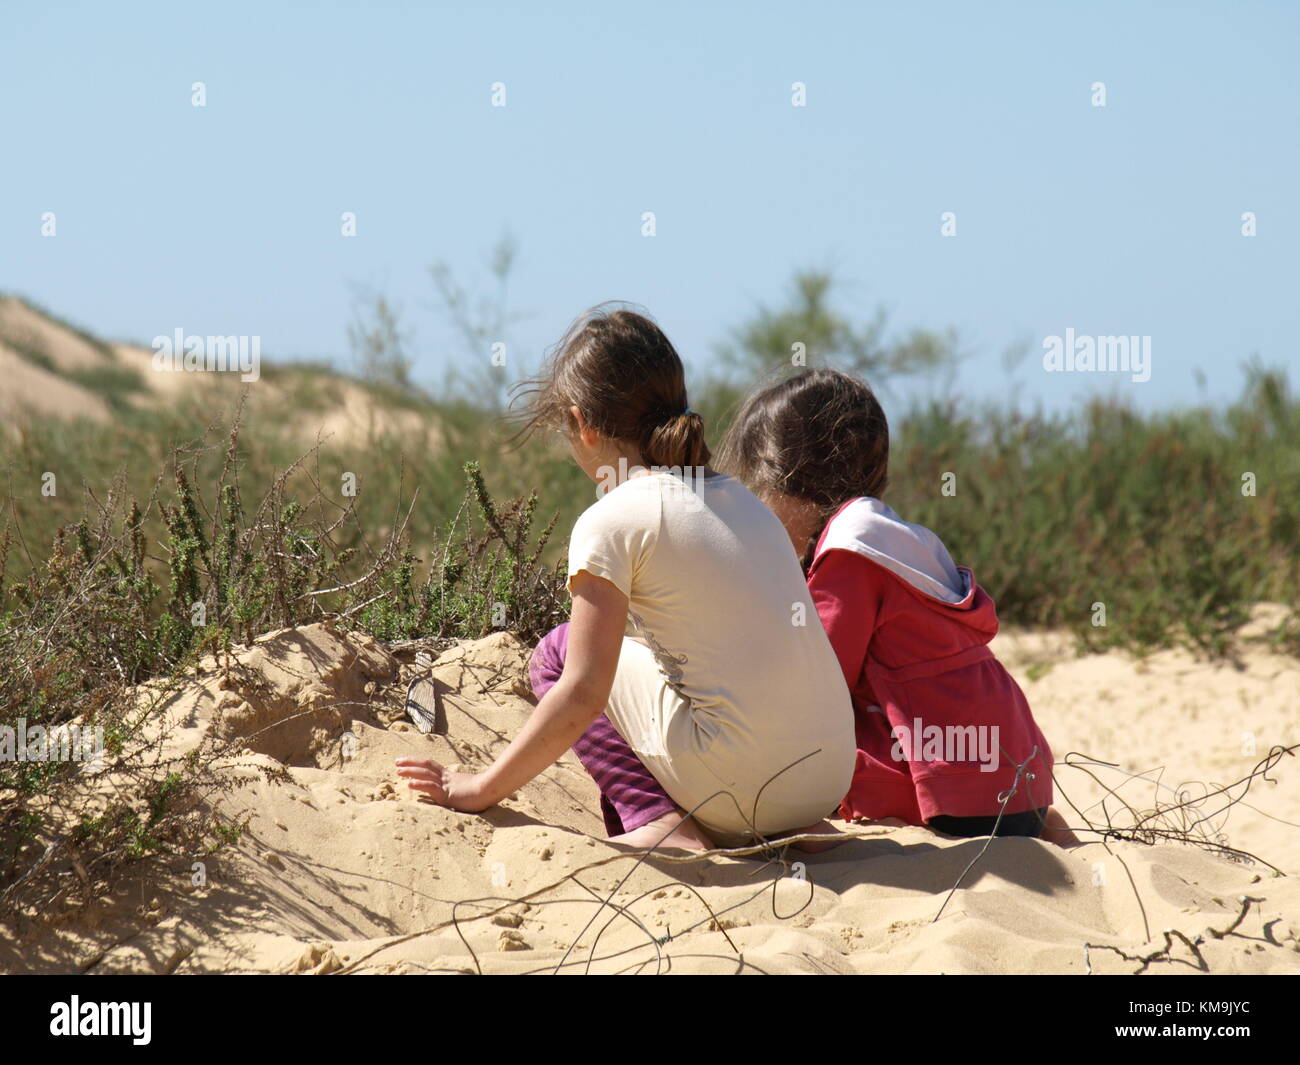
[717,368,1073,843]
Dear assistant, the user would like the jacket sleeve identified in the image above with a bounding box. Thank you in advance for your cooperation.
[807,549,884,690]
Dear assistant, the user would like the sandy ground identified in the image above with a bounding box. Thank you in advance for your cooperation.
[4,618,1297,976]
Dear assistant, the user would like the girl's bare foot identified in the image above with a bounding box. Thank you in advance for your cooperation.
[610,808,714,851]
[1039,806,1080,847]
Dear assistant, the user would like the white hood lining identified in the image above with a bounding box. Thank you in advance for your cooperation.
[818,498,969,605]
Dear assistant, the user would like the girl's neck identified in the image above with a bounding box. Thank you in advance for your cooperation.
[764,492,827,565]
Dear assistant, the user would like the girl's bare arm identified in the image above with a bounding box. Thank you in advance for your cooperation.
[396,570,627,810]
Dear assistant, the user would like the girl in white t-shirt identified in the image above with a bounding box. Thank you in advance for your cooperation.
[396,305,855,850]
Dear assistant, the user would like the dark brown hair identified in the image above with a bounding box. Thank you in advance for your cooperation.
[512,303,710,468]
[716,365,889,517]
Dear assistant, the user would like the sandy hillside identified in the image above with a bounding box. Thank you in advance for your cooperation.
[0,296,439,450]
[0,343,113,423]
[4,618,1298,976]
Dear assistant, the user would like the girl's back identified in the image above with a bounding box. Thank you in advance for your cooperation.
[569,469,856,834]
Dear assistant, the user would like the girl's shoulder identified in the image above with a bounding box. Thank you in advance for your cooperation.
[816,497,896,552]
[574,471,649,521]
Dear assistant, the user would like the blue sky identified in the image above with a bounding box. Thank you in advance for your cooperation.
[3,0,1297,411]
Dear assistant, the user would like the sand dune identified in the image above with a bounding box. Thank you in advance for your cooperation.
[0,297,112,373]
[0,343,113,423]
[4,620,1297,975]
[0,296,441,451]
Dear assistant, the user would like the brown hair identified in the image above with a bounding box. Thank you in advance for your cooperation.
[716,366,889,539]
[512,303,710,468]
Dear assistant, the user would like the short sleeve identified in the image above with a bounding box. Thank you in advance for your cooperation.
[566,484,658,600]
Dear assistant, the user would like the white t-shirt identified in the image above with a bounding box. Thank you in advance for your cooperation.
[567,470,855,825]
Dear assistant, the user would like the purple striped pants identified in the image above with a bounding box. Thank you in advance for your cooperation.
[528,623,677,835]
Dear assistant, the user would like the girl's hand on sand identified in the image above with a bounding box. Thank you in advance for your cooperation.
[394,756,493,812]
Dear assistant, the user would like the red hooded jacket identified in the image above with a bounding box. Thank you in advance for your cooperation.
[807,498,1054,823]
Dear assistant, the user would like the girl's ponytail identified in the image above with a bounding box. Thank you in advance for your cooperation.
[640,408,710,469]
